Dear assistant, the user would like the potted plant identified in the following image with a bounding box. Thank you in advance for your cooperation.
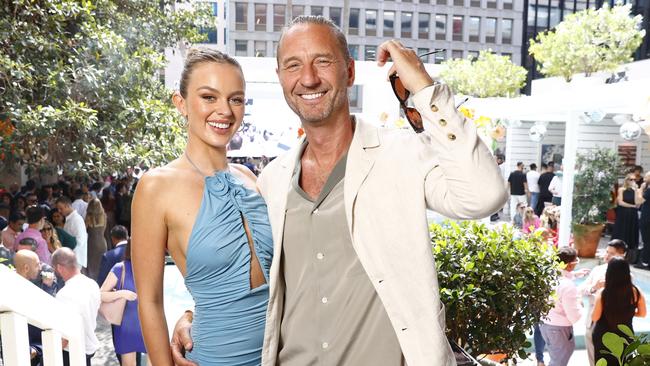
[528,4,645,82]
[596,324,650,365]
[431,221,560,362]
[572,148,621,257]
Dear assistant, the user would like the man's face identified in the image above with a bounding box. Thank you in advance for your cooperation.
[26,194,37,206]
[604,246,625,263]
[56,202,70,216]
[276,23,354,125]
[27,258,40,280]
[9,220,24,232]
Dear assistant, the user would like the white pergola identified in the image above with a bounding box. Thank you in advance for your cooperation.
[463,60,650,247]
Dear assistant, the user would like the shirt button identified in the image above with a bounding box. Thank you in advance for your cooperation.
[447,133,456,141]
[439,118,447,127]
[322,342,329,349]
[316,252,325,260]
[431,104,439,112]
[321,297,328,304]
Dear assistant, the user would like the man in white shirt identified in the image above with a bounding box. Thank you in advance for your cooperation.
[55,196,88,269]
[578,239,627,365]
[549,167,563,206]
[70,190,88,219]
[540,247,585,366]
[527,163,541,210]
[51,248,100,366]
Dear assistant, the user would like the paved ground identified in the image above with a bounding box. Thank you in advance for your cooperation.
[93,316,120,366]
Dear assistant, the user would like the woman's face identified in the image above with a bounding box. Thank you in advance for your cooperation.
[40,224,53,240]
[174,62,246,150]
[52,211,64,225]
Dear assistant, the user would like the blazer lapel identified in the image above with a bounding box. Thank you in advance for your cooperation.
[344,118,380,236]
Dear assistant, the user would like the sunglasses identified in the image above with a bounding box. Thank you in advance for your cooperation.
[389,49,445,133]
[41,227,53,232]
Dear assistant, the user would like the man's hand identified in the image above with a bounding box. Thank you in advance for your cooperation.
[376,40,434,95]
[171,310,197,366]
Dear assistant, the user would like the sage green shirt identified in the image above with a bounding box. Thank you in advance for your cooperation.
[278,142,403,365]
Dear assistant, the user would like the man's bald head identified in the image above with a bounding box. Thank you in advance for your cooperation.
[51,247,79,281]
[14,250,40,281]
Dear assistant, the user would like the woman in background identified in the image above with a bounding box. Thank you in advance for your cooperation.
[612,174,640,263]
[85,198,108,280]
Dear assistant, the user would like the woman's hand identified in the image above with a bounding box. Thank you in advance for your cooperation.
[119,290,138,301]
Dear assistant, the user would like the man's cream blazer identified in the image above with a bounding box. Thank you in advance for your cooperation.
[257,84,508,366]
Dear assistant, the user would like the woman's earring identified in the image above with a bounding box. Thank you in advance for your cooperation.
[183,115,189,127]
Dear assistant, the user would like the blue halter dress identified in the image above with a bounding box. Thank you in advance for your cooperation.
[185,170,273,365]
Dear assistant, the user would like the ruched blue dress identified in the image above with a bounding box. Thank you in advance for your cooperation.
[185,171,273,366]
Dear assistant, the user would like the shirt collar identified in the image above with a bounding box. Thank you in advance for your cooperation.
[116,240,128,247]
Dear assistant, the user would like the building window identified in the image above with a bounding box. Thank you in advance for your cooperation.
[469,16,480,42]
[273,4,285,31]
[349,85,363,111]
[502,52,512,61]
[468,50,479,59]
[420,0,430,3]
[384,11,395,37]
[452,50,464,59]
[503,0,513,10]
[401,12,413,39]
[418,13,430,40]
[199,27,217,44]
[348,44,360,60]
[436,0,448,4]
[470,0,481,7]
[364,45,377,61]
[485,17,496,43]
[255,41,266,57]
[235,2,247,31]
[330,7,342,27]
[235,40,248,56]
[349,8,360,35]
[502,18,513,44]
[366,10,377,36]
[487,0,497,8]
[311,6,323,16]
[434,51,446,64]
[452,16,463,41]
[292,5,304,20]
[435,15,446,40]
[417,48,430,62]
[454,0,464,6]
[255,4,267,31]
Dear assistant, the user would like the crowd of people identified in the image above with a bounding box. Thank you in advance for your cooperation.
[0,175,147,366]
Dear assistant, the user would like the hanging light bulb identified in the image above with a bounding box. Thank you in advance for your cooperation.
[587,109,606,123]
[620,122,642,141]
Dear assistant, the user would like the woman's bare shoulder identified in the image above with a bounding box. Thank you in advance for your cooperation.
[136,159,195,196]
[229,163,258,190]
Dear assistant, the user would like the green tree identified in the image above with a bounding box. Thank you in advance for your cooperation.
[439,50,527,98]
[529,4,645,82]
[0,0,215,176]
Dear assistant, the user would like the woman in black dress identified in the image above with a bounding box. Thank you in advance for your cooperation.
[613,174,640,262]
[592,257,646,365]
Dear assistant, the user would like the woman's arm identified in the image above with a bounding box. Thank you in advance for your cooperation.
[132,172,174,366]
[100,271,137,302]
[592,291,603,322]
[636,290,647,317]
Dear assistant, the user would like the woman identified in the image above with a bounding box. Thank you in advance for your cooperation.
[49,208,77,250]
[522,206,541,234]
[132,49,272,366]
[592,258,647,364]
[100,240,147,366]
[40,220,62,254]
[612,174,640,263]
[100,187,117,247]
[85,198,108,281]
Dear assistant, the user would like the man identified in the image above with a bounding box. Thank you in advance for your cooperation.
[51,248,100,366]
[14,249,56,365]
[536,162,555,216]
[1,211,25,251]
[527,163,540,210]
[548,165,564,206]
[171,16,506,366]
[96,225,129,286]
[0,203,9,231]
[540,247,584,366]
[508,162,528,220]
[71,189,88,219]
[15,205,51,265]
[579,239,627,365]
[16,237,58,295]
[55,196,88,269]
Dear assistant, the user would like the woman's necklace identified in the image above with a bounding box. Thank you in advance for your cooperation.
[184,151,209,177]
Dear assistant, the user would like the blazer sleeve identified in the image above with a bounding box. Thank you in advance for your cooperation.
[411,84,508,219]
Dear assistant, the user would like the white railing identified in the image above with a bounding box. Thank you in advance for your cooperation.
[0,265,86,366]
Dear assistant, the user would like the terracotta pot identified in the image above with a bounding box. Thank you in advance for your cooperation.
[573,223,605,258]
[482,353,508,364]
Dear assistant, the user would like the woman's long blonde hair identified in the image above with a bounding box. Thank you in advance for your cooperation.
[523,207,537,225]
[85,198,107,228]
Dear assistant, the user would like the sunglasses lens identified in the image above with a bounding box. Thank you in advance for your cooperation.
[405,107,424,133]
[390,74,410,102]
